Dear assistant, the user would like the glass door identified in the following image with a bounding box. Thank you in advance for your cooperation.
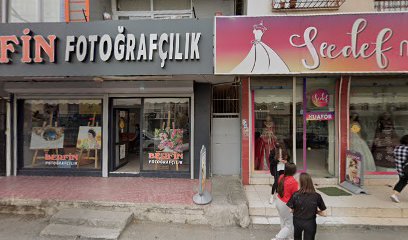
[111,99,141,174]
[297,78,336,177]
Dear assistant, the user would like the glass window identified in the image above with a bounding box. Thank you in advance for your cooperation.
[21,99,102,169]
[43,0,62,22]
[9,0,38,22]
[117,0,151,11]
[153,0,191,11]
[252,78,293,172]
[9,0,62,23]
[142,98,190,172]
[350,78,408,173]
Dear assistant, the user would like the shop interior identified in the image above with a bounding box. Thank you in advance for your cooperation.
[253,77,336,178]
[110,98,191,174]
[20,99,103,170]
[112,99,141,174]
[349,78,408,173]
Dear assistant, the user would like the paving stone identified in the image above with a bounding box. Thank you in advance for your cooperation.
[249,206,265,216]
[251,216,269,225]
[265,206,279,217]
[40,223,122,240]
[50,208,133,228]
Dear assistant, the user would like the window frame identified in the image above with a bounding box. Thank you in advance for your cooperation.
[374,0,408,12]
[17,97,104,176]
[112,0,193,20]
[140,97,192,173]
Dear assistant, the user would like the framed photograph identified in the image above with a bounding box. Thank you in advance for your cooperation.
[76,126,102,150]
[30,127,65,150]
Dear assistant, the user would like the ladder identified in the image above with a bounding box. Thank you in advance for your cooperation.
[64,0,90,22]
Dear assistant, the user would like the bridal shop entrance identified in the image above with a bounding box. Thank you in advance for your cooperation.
[297,78,336,177]
[252,77,337,178]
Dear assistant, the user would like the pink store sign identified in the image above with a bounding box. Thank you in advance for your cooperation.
[306,112,334,121]
[215,13,408,74]
[311,89,329,107]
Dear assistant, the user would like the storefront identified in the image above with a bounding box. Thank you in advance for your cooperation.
[215,12,408,184]
[0,19,215,178]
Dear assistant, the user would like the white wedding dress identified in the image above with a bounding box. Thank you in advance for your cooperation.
[231,29,290,74]
[350,124,377,172]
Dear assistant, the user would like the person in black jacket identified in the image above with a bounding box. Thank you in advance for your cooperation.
[287,173,327,240]
[269,140,290,204]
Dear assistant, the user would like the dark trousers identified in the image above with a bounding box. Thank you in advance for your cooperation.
[271,170,285,194]
[394,175,408,193]
[293,217,317,240]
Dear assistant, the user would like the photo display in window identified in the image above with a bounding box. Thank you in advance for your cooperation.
[22,99,103,169]
[142,98,190,172]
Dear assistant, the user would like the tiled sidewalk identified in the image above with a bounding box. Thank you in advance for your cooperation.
[0,176,199,205]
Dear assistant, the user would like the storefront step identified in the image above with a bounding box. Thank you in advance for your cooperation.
[0,198,209,225]
[249,204,408,218]
[246,184,408,220]
[39,208,133,240]
[251,216,408,228]
[249,176,338,185]
[49,208,133,229]
[249,176,399,186]
[40,223,123,240]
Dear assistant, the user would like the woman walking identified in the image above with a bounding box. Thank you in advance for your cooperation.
[272,163,297,240]
[390,135,408,203]
[287,173,326,240]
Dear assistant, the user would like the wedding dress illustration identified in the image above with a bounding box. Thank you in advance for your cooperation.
[350,120,377,172]
[231,21,290,74]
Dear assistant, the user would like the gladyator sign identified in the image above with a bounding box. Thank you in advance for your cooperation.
[215,13,408,74]
[0,19,213,76]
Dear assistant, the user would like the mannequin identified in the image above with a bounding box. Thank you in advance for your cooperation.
[261,115,277,170]
[349,113,376,171]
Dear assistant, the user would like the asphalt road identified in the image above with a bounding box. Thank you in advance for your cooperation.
[0,214,407,240]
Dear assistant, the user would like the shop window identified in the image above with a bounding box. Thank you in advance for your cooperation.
[142,98,190,172]
[117,0,191,11]
[374,0,408,12]
[212,83,240,118]
[252,77,337,177]
[350,78,408,173]
[21,99,102,170]
[9,0,62,23]
[117,0,151,11]
[252,79,293,172]
[272,0,345,11]
[153,0,191,11]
